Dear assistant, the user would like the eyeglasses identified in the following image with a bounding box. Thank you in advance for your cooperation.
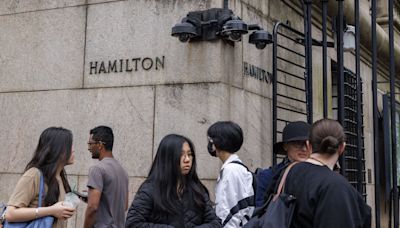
[286,140,307,149]
[87,141,105,146]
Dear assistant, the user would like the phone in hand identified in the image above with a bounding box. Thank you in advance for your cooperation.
[72,190,88,203]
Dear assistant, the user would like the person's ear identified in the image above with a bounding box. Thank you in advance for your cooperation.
[282,143,288,152]
[338,142,346,155]
[306,140,312,153]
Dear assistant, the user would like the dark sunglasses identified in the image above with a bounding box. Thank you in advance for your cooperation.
[286,140,307,148]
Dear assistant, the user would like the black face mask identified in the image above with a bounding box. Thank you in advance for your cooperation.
[207,141,216,157]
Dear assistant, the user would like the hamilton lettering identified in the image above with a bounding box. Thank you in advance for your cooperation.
[89,56,165,75]
[243,61,272,84]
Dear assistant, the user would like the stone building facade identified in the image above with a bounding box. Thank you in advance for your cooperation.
[0,0,399,227]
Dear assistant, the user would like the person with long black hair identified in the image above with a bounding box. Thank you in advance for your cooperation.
[4,127,76,228]
[125,134,221,228]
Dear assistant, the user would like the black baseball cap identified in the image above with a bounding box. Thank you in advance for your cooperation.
[274,121,311,155]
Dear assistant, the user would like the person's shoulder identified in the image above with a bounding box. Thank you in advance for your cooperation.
[323,171,352,187]
[258,167,273,178]
[224,161,247,174]
[88,162,105,174]
[137,180,155,194]
[23,167,40,178]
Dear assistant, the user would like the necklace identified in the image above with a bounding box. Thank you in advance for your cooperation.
[308,157,327,166]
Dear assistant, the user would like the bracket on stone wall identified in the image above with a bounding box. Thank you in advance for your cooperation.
[171,8,273,49]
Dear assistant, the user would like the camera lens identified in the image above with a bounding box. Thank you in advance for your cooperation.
[255,41,267,49]
[229,31,242,42]
[178,33,190,42]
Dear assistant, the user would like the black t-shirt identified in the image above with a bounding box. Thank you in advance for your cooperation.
[284,162,371,228]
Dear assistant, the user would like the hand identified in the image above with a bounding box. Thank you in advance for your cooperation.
[50,202,75,219]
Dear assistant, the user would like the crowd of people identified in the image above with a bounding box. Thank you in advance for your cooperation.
[0,119,371,228]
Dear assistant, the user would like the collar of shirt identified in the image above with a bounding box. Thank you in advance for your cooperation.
[220,154,241,171]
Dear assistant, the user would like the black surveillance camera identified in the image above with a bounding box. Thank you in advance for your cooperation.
[221,19,248,42]
[171,22,198,42]
[249,30,273,49]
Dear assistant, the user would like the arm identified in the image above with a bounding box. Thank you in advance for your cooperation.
[125,183,173,228]
[5,203,75,222]
[125,190,129,211]
[255,169,272,207]
[215,169,244,228]
[6,168,75,222]
[313,180,367,228]
[83,187,101,228]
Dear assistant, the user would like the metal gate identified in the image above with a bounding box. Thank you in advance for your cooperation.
[272,22,311,165]
[332,65,367,198]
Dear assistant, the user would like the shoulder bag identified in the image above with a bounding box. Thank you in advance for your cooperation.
[3,171,54,228]
[243,162,298,228]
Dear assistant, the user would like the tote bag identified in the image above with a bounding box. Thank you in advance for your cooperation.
[4,171,54,228]
[244,162,298,228]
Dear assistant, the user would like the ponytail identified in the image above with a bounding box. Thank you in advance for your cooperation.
[310,119,345,155]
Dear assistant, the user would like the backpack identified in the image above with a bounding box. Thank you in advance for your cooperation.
[243,162,299,228]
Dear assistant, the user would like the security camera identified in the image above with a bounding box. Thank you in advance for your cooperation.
[221,19,248,42]
[171,22,198,42]
[249,30,273,49]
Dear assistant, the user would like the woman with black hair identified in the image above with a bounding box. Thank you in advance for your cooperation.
[284,119,371,228]
[4,127,76,228]
[125,134,221,228]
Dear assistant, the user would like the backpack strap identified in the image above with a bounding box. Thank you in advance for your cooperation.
[273,162,299,201]
[221,161,255,226]
[230,160,250,171]
[229,161,257,194]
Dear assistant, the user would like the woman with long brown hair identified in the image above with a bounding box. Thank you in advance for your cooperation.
[4,127,76,228]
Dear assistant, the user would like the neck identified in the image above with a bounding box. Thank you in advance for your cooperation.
[309,153,339,170]
[56,165,64,177]
[99,151,113,161]
[218,151,232,163]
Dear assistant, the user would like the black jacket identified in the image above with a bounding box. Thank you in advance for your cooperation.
[125,181,221,228]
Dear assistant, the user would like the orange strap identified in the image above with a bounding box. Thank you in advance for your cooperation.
[273,162,299,201]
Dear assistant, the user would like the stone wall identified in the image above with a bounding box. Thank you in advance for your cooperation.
[0,0,388,227]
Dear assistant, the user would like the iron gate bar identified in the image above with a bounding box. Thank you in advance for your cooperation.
[276,81,306,92]
[277,69,306,80]
[273,21,309,165]
[337,0,346,175]
[277,44,306,57]
[277,57,306,69]
[278,94,307,103]
[322,0,328,118]
[277,30,306,41]
[276,106,308,115]
[303,0,313,124]
[371,0,381,226]
[388,0,399,225]
[383,95,393,227]
[276,118,290,123]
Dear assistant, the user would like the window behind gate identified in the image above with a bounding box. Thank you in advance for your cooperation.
[332,62,367,199]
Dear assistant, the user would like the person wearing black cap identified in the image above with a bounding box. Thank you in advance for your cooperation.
[255,121,311,207]
[207,121,254,227]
